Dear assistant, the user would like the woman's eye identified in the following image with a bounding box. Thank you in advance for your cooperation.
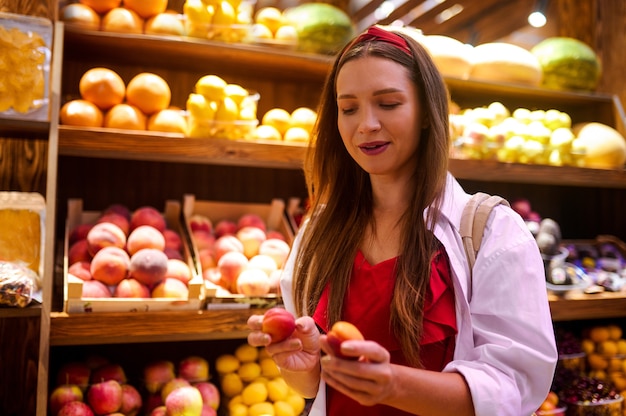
[380,102,400,109]
[340,107,356,115]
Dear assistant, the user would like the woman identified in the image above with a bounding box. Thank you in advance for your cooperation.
[247,25,557,416]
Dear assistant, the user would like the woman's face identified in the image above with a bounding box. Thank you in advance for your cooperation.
[336,55,424,180]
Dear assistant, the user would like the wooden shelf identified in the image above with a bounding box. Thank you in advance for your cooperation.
[0,117,50,140]
[49,308,263,346]
[549,292,626,321]
[0,303,42,319]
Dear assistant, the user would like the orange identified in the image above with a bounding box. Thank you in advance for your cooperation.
[102,7,144,34]
[79,0,122,14]
[104,103,147,130]
[122,0,168,19]
[147,109,187,134]
[79,67,126,111]
[60,99,104,127]
[126,72,171,115]
[61,4,101,30]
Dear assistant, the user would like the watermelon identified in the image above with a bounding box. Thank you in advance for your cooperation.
[531,37,601,91]
[283,3,355,55]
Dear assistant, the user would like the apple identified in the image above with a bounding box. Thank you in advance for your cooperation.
[57,401,95,416]
[194,381,220,410]
[120,384,142,416]
[144,360,176,394]
[165,386,203,416]
[178,356,209,383]
[236,226,267,258]
[87,379,123,415]
[213,219,237,238]
[262,307,296,343]
[150,405,167,416]
[90,363,127,384]
[143,392,164,414]
[49,384,83,415]
[161,378,191,403]
[201,404,218,416]
[56,361,91,391]
[326,321,365,360]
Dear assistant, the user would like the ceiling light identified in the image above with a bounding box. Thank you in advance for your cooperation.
[528,0,548,28]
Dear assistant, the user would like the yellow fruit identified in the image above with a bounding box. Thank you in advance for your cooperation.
[126,72,171,115]
[145,12,186,36]
[598,340,618,356]
[248,401,275,416]
[216,354,241,374]
[238,361,262,383]
[235,343,259,363]
[79,67,126,111]
[617,339,626,354]
[262,108,291,135]
[229,402,248,416]
[79,0,121,14]
[285,393,306,415]
[123,0,168,19]
[587,353,609,371]
[284,127,310,143]
[101,7,144,34]
[581,338,596,355]
[186,93,217,121]
[267,377,289,402]
[253,125,282,141]
[589,326,611,343]
[61,4,101,30]
[214,97,239,122]
[258,347,271,360]
[251,23,273,40]
[242,382,268,406]
[224,84,249,107]
[274,400,296,416]
[104,103,147,130]
[221,372,244,397]
[608,325,623,340]
[184,0,213,23]
[196,75,227,101]
[239,106,257,121]
[275,25,298,43]
[259,357,281,378]
[213,0,236,26]
[608,357,623,372]
[289,107,317,132]
[255,7,283,35]
[147,108,187,134]
[60,99,104,127]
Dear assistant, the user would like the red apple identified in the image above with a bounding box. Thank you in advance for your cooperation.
[49,384,84,415]
[201,404,218,416]
[262,307,296,343]
[326,321,365,360]
[144,360,176,394]
[143,393,164,414]
[120,383,142,416]
[87,379,123,415]
[57,401,94,416]
[161,378,191,403]
[149,405,167,416]
[165,386,203,416]
[90,363,127,384]
[194,381,220,410]
[178,356,209,383]
[56,361,91,391]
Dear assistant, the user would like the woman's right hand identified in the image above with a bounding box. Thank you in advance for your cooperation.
[247,314,321,373]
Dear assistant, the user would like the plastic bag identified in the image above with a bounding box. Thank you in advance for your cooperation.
[0,261,36,307]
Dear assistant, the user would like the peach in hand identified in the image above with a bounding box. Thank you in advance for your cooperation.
[261,307,296,343]
[327,321,364,360]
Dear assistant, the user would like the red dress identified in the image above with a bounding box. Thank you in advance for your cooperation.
[312,245,457,415]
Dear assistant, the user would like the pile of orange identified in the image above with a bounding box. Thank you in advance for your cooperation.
[60,67,186,134]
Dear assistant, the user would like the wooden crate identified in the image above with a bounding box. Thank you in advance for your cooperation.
[63,199,204,313]
[183,194,293,309]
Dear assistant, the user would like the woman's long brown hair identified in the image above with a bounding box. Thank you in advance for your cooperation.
[293,28,451,367]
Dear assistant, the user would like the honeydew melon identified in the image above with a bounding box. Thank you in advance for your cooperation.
[571,122,626,169]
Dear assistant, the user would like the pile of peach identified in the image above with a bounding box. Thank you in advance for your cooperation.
[67,203,195,300]
[189,212,291,297]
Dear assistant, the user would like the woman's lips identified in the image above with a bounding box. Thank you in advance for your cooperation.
[359,141,389,155]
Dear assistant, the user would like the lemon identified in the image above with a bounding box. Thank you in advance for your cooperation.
[238,361,262,382]
[187,117,214,138]
[251,23,273,40]
[229,402,249,416]
[262,108,291,135]
[213,0,236,25]
[186,93,217,120]
[229,394,243,406]
[196,75,227,101]
[260,357,281,378]
[242,382,269,406]
[225,84,249,107]
[274,400,296,416]
[253,125,282,141]
[284,127,310,143]
[286,393,306,415]
[248,401,275,416]
[185,20,210,38]
[289,107,317,132]
[184,0,213,23]
[239,105,257,121]
[235,343,260,363]
[221,372,244,397]
[275,25,298,43]
[254,7,283,34]
[267,377,289,402]
[216,353,241,374]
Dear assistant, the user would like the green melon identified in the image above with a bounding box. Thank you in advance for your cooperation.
[531,37,601,91]
[283,3,355,55]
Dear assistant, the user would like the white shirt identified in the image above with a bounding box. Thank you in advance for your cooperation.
[281,173,558,416]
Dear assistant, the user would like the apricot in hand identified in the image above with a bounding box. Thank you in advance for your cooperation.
[261,307,296,343]
[327,321,364,360]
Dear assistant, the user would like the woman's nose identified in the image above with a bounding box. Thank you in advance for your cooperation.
[358,108,382,133]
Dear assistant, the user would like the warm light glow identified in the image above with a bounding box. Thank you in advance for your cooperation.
[528,11,547,27]
[435,4,463,24]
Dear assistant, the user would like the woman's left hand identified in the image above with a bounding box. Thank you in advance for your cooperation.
[319,334,396,407]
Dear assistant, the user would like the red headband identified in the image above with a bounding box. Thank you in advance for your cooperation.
[353,26,412,56]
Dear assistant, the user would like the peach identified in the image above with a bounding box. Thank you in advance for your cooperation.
[262,307,296,343]
[236,226,267,259]
[151,277,189,298]
[161,378,191,403]
[126,224,166,255]
[82,279,112,298]
[90,363,127,384]
[120,384,142,416]
[97,212,130,235]
[68,239,92,265]
[56,361,91,391]
[268,269,282,295]
[103,203,131,220]
[237,213,266,232]
[198,247,216,270]
[213,219,237,238]
[144,360,176,394]
[129,248,169,286]
[266,230,286,241]
[164,258,193,284]
[248,254,278,276]
[236,268,271,296]
[90,246,130,286]
[189,214,213,234]
[86,221,127,256]
[113,278,150,298]
[259,238,291,268]
[202,267,221,285]
[163,229,183,252]
[69,223,94,246]
[326,321,365,360]
[130,206,166,232]
[195,381,220,410]
[192,230,215,251]
[68,261,93,281]
[213,235,244,261]
[178,356,209,383]
[164,247,184,260]
[217,251,248,291]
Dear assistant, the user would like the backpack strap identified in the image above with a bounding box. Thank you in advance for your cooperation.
[460,192,510,278]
